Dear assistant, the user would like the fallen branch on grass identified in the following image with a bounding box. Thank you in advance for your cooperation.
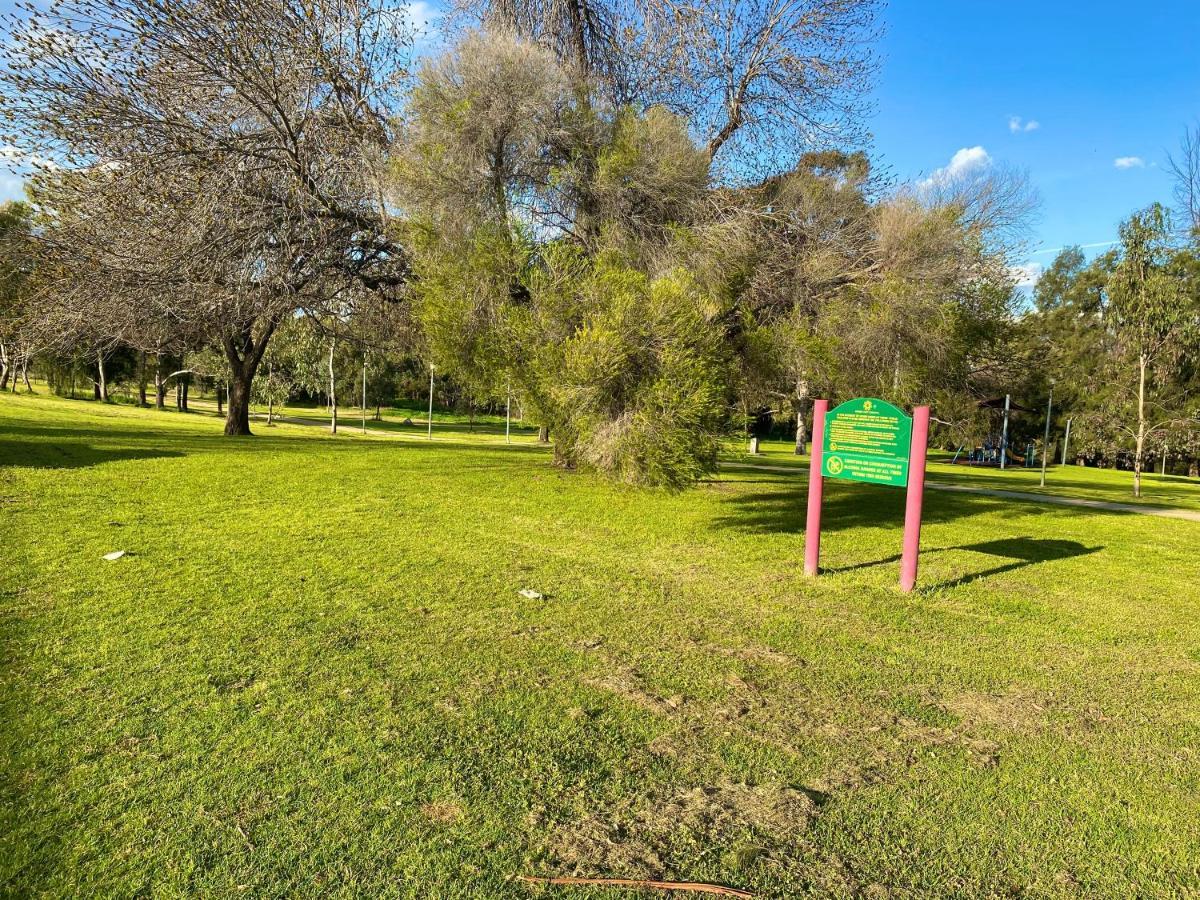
[517,875,753,898]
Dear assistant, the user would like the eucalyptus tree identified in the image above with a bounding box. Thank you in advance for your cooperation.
[1107,204,1200,496]
[0,0,411,434]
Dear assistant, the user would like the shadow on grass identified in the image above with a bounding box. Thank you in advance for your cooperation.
[0,439,185,470]
[712,481,1061,535]
[823,537,1102,590]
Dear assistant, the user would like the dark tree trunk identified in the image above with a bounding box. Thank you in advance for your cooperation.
[175,379,183,410]
[221,317,278,436]
[20,357,31,392]
[181,376,189,412]
[1191,460,1199,479]
[538,424,550,443]
[217,383,224,415]
[225,369,253,436]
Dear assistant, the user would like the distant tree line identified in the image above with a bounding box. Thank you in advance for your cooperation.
[0,0,1196,490]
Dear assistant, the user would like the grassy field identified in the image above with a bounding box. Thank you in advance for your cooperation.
[732,438,1200,511]
[3,392,1200,898]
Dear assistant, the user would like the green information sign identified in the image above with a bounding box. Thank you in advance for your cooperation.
[821,398,913,487]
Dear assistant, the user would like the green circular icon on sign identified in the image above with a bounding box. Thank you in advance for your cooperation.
[826,455,844,476]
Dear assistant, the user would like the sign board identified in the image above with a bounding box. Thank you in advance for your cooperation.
[821,397,912,487]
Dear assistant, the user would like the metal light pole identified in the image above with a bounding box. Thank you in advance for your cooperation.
[1000,394,1011,469]
[1040,381,1054,488]
[1061,417,1072,465]
[427,364,435,440]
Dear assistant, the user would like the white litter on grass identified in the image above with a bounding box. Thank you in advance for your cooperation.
[518,589,543,600]
[102,551,126,561]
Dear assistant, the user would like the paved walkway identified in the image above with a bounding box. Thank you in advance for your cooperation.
[721,462,1200,522]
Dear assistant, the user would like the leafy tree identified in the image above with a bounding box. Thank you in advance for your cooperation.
[1107,204,1200,495]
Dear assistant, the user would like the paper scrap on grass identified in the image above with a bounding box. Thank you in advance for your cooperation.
[518,589,543,600]
[102,551,126,561]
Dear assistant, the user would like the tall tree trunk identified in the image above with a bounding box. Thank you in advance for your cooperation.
[175,379,183,410]
[538,424,550,443]
[790,381,811,455]
[155,354,166,409]
[97,351,108,402]
[226,369,253,435]
[20,356,31,391]
[181,374,189,412]
[328,339,338,434]
[222,319,277,437]
[137,351,148,407]
[1134,353,1147,498]
[0,341,9,392]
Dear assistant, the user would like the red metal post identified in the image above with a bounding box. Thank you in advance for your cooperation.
[804,399,829,577]
[900,405,930,592]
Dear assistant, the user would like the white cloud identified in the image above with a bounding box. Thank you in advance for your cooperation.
[1010,262,1043,288]
[1114,156,1144,169]
[920,145,992,189]
[1008,116,1040,133]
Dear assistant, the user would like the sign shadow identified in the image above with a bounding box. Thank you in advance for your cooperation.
[821,537,1102,590]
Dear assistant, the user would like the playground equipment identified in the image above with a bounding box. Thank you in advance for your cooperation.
[951,395,1037,467]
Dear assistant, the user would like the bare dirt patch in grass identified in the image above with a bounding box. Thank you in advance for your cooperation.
[586,667,686,717]
[936,688,1050,731]
[421,801,465,825]
[547,780,818,880]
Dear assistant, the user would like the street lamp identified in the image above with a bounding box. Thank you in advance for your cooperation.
[1040,380,1054,488]
[427,364,435,440]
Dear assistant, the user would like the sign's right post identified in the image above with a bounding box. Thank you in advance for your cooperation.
[899,405,930,592]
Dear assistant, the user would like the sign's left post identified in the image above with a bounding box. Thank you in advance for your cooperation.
[804,399,830,577]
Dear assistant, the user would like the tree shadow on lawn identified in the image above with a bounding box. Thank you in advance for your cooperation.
[821,537,1103,590]
[711,480,1080,535]
[0,422,551,472]
[0,438,186,470]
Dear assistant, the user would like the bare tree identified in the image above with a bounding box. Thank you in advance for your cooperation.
[456,0,881,180]
[637,0,880,176]
[1167,123,1200,238]
[1,0,411,434]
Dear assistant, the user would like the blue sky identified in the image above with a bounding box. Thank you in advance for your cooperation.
[873,0,1200,282]
[3,0,1198,284]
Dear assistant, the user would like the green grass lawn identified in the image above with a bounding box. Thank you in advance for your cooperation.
[3,392,1200,898]
[731,438,1200,511]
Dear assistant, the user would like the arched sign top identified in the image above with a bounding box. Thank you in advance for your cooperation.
[821,397,913,487]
